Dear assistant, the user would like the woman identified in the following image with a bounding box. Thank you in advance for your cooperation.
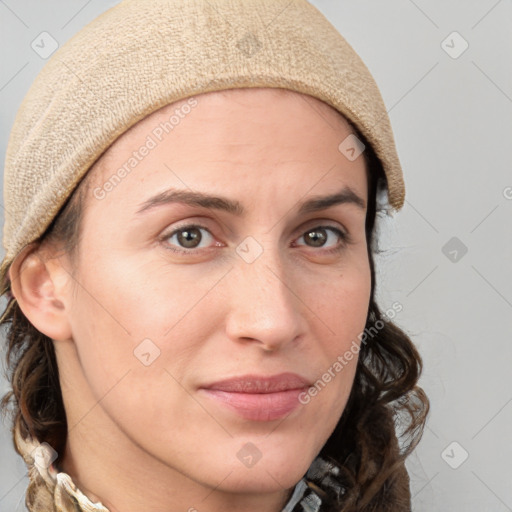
[0,1,428,511]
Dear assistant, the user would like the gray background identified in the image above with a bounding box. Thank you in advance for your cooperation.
[1,1,511,511]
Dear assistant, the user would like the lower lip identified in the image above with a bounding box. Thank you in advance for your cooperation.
[200,388,306,421]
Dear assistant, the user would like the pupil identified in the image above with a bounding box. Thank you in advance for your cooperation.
[306,228,326,247]
[178,228,201,248]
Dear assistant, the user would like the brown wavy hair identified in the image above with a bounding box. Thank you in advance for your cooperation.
[0,126,428,511]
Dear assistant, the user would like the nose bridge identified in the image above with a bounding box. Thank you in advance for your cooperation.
[225,238,305,349]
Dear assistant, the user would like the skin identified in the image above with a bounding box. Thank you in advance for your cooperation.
[11,87,371,512]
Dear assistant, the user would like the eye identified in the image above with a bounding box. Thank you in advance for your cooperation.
[160,223,352,256]
[294,225,351,253]
[162,224,217,253]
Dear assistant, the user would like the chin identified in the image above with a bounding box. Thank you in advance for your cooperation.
[211,465,306,495]
[165,443,316,496]
[218,446,316,493]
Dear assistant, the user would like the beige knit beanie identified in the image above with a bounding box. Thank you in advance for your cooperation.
[1,0,405,284]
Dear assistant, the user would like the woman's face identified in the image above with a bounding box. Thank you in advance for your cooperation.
[55,88,371,499]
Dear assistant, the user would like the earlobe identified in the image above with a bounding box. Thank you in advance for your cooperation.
[9,244,73,341]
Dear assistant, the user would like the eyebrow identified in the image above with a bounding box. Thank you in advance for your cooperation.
[135,186,366,216]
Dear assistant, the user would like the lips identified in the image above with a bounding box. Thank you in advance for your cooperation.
[201,372,311,393]
[199,372,311,422]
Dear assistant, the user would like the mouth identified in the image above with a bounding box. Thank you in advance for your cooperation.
[199,372,311,422]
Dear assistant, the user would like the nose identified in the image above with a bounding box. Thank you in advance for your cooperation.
[224,245,307,352]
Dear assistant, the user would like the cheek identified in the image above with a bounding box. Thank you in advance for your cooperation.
[65,254,229,393]
[312,256,372,348]
[293,254,371,405]
[307,261,371,401]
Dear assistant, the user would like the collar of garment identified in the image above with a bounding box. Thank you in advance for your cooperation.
[15,429,346,512]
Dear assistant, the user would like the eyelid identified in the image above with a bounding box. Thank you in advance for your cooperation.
[296,217,347,235]
[295,217,352,240]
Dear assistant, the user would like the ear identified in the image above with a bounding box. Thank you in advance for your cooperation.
[9,243,73,341]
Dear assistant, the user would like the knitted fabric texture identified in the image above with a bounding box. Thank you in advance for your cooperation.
[1,0,405,281]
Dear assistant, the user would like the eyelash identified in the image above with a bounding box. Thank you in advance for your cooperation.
[160,223,353,256]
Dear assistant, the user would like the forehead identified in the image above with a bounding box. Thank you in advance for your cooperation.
[83,87,367,213]
[91,88,355,170]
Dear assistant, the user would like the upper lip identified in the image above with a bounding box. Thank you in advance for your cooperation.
[201,372,311,393]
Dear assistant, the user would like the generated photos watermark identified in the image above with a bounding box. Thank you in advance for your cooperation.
[298,301,403,404]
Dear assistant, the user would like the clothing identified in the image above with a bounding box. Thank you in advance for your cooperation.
[15,427,344,512]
